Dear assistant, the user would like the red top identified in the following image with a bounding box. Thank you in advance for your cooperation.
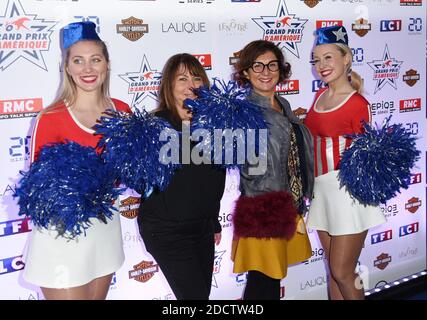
[304,88,371,177]
[30,98,131,162]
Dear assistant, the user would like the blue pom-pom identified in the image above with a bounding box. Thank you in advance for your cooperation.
[185,79,268,169]
[14,142,123,239]
[96,109,180,193]
[338,116,420,206]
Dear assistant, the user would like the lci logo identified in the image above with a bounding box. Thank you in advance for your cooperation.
[0,98,43,120]
[0,0,57,71]
[119,196,140,219]
[311,79,327,92]
[0,255,24,275]
[399,222,419,237]
[128,260,159,282]
[380,20,402,32]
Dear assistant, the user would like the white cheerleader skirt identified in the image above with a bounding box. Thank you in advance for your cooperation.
[307,170,387,236]
[22,209,125,289]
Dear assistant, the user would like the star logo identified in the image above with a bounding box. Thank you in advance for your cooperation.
[367,45,402,94]
[332,27,347,43]
[211,250,225,288]
[252,0,307,58]
[119,54,161,109]
[0,0,57,71]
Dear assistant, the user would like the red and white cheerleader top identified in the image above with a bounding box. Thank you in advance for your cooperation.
[304,88,371,177]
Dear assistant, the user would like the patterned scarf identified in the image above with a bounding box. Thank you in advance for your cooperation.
[287,124,304,215]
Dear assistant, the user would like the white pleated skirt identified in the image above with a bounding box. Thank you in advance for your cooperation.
[307,170,387,236]
[22,210,124,289]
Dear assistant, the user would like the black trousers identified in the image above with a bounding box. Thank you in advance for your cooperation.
[140,218,215,300]
[243,270,281,300]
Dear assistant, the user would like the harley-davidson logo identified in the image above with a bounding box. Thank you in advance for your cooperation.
[229,51,241,66]
[293,107,308,119]
[374,253,391,270]
[303,0,320,8]
[119,196,140,219]
[403,69,420,87]
[128,260,159,282]
[405,197,421,213]
[352,18,371,37]
[116,16,149,41]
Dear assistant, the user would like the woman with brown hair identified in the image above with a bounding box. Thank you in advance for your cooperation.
[137,53,225,300]
[231,40,314,300]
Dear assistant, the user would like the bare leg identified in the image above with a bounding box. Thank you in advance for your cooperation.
[89,273,114,300]
[317,230,344,300]
[329,231,368,300]
[41,273,113,300]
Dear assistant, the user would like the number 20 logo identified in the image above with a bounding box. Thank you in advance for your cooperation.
[9,136,31,157]
[351,48,364,63]
[408,18,422,32]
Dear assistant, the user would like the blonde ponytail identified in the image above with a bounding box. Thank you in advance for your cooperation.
[349,70,363,94]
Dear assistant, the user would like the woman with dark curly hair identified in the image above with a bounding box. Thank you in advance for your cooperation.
[231,40,314,300]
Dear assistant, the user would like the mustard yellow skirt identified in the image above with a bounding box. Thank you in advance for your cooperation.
[231,216,312,279]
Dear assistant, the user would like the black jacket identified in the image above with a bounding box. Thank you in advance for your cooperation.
[138,110,226,232]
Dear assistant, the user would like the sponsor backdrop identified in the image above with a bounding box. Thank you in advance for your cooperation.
[0,0,425,300]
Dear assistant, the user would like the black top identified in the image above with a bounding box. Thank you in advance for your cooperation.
[138,110,226,233]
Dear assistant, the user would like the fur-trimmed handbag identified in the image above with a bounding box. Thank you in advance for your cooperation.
[232,191,297,239]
